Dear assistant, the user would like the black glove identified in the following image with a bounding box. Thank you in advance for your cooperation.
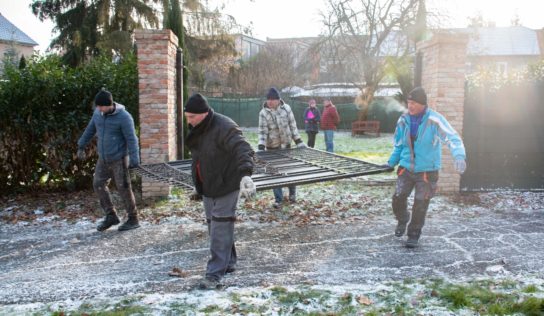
[257,144,265,152]
[77,149,86,160]
[189,189,202,201]
[129,161,140,169]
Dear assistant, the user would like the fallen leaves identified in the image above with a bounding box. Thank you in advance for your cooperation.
[168,267,188,278]
[356,295,373,305]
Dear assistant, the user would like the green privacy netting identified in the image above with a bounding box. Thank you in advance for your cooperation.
[207,97,405,133]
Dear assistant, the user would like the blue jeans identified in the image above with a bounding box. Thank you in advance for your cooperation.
[323,130,335,152]
[273,186,296,203]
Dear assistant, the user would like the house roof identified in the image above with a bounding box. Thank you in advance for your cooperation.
[0,12,38,46]
[451,26,540,56]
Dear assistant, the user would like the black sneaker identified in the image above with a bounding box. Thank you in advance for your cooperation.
[118,216,140,231]
[97,213,120,232]
[198,277,224,290]
[225,267,236,274]
[405,237,419,248]
[394,222,407,237]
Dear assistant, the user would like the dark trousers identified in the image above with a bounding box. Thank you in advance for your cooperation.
[306,131,317,148]
[392,167,438,238]
[267,146,296,203]
[93,157,137,217]
[203,190,239,281]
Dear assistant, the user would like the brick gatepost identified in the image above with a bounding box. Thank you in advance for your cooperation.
[135,29,180,198]
[417,32,469,193]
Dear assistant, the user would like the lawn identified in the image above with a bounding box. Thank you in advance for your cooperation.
[242,129,394,164]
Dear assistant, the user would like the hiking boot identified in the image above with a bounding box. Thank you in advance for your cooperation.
[198,277,224,290]
[405,237,419,248]
[394,222,407,237]
[273,202,281,209]
[225,267,236,274]
[118,216,140,231]
[97,213,120,232]
[289,195,296,203]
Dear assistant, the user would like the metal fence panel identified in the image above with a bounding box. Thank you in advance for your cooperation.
[132,148,393,191]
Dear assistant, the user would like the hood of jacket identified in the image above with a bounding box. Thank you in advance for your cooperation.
[97,102,125,116]
[262,99,285,110]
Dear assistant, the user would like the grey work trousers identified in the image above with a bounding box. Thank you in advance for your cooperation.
[203,190,239,281]
[93,157,137,217]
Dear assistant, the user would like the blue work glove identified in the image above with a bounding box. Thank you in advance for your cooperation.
[454,159,466,174]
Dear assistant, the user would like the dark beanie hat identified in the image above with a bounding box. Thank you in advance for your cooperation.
[266,87,281,100]
[95,90,113,106]
[184,93,210,113]
[407,87,427,105]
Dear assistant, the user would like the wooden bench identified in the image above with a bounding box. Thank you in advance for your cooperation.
[351,120,380,137]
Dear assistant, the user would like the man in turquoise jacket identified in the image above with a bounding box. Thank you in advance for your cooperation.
[77,89,140,232]
[387,87,466,248]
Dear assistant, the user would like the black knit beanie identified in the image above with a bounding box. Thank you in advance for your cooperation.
[266,87,281,100]
[407,87,427,105]
[95,90,113,106]
[185,93,210,113]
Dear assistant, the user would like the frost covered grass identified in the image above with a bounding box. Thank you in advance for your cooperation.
[6,276,543,315]
[242,129,393,164]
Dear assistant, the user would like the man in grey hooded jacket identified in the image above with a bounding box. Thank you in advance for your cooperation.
[77,89,140,232]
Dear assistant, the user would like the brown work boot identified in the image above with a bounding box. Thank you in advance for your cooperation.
[97,212,120,232]
[118,215,140,231]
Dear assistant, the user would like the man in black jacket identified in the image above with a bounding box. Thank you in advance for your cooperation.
[184,93,256,290]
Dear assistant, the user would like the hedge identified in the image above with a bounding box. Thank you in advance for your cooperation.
[0,53,138,194]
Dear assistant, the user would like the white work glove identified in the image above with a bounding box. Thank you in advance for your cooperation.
[239,176,256,199]
[454,159,466,174]
[296,142,307,149]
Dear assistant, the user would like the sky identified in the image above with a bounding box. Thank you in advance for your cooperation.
[1,0,543,53]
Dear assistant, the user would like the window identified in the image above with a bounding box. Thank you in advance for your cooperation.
[496,62,508,75]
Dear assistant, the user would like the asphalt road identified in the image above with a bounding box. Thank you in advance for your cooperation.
[1,208,543,305]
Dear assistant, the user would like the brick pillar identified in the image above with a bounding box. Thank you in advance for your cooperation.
[417,32,468,193]
[135,29,179,198]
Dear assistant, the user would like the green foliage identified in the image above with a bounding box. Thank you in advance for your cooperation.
[467,58,544,91]
[0,53,138,194]
[523,285,539,293]
[32,0,158,66]
[163,0,190,158]
[435,280,544,315]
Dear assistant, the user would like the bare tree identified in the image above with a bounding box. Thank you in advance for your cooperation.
[322,0,421,119]
[228,45,306,96]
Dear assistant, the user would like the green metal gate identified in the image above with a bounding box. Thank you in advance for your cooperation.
[461,82,544,191]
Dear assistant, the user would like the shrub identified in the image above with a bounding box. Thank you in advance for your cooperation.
[0,53,138,194]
